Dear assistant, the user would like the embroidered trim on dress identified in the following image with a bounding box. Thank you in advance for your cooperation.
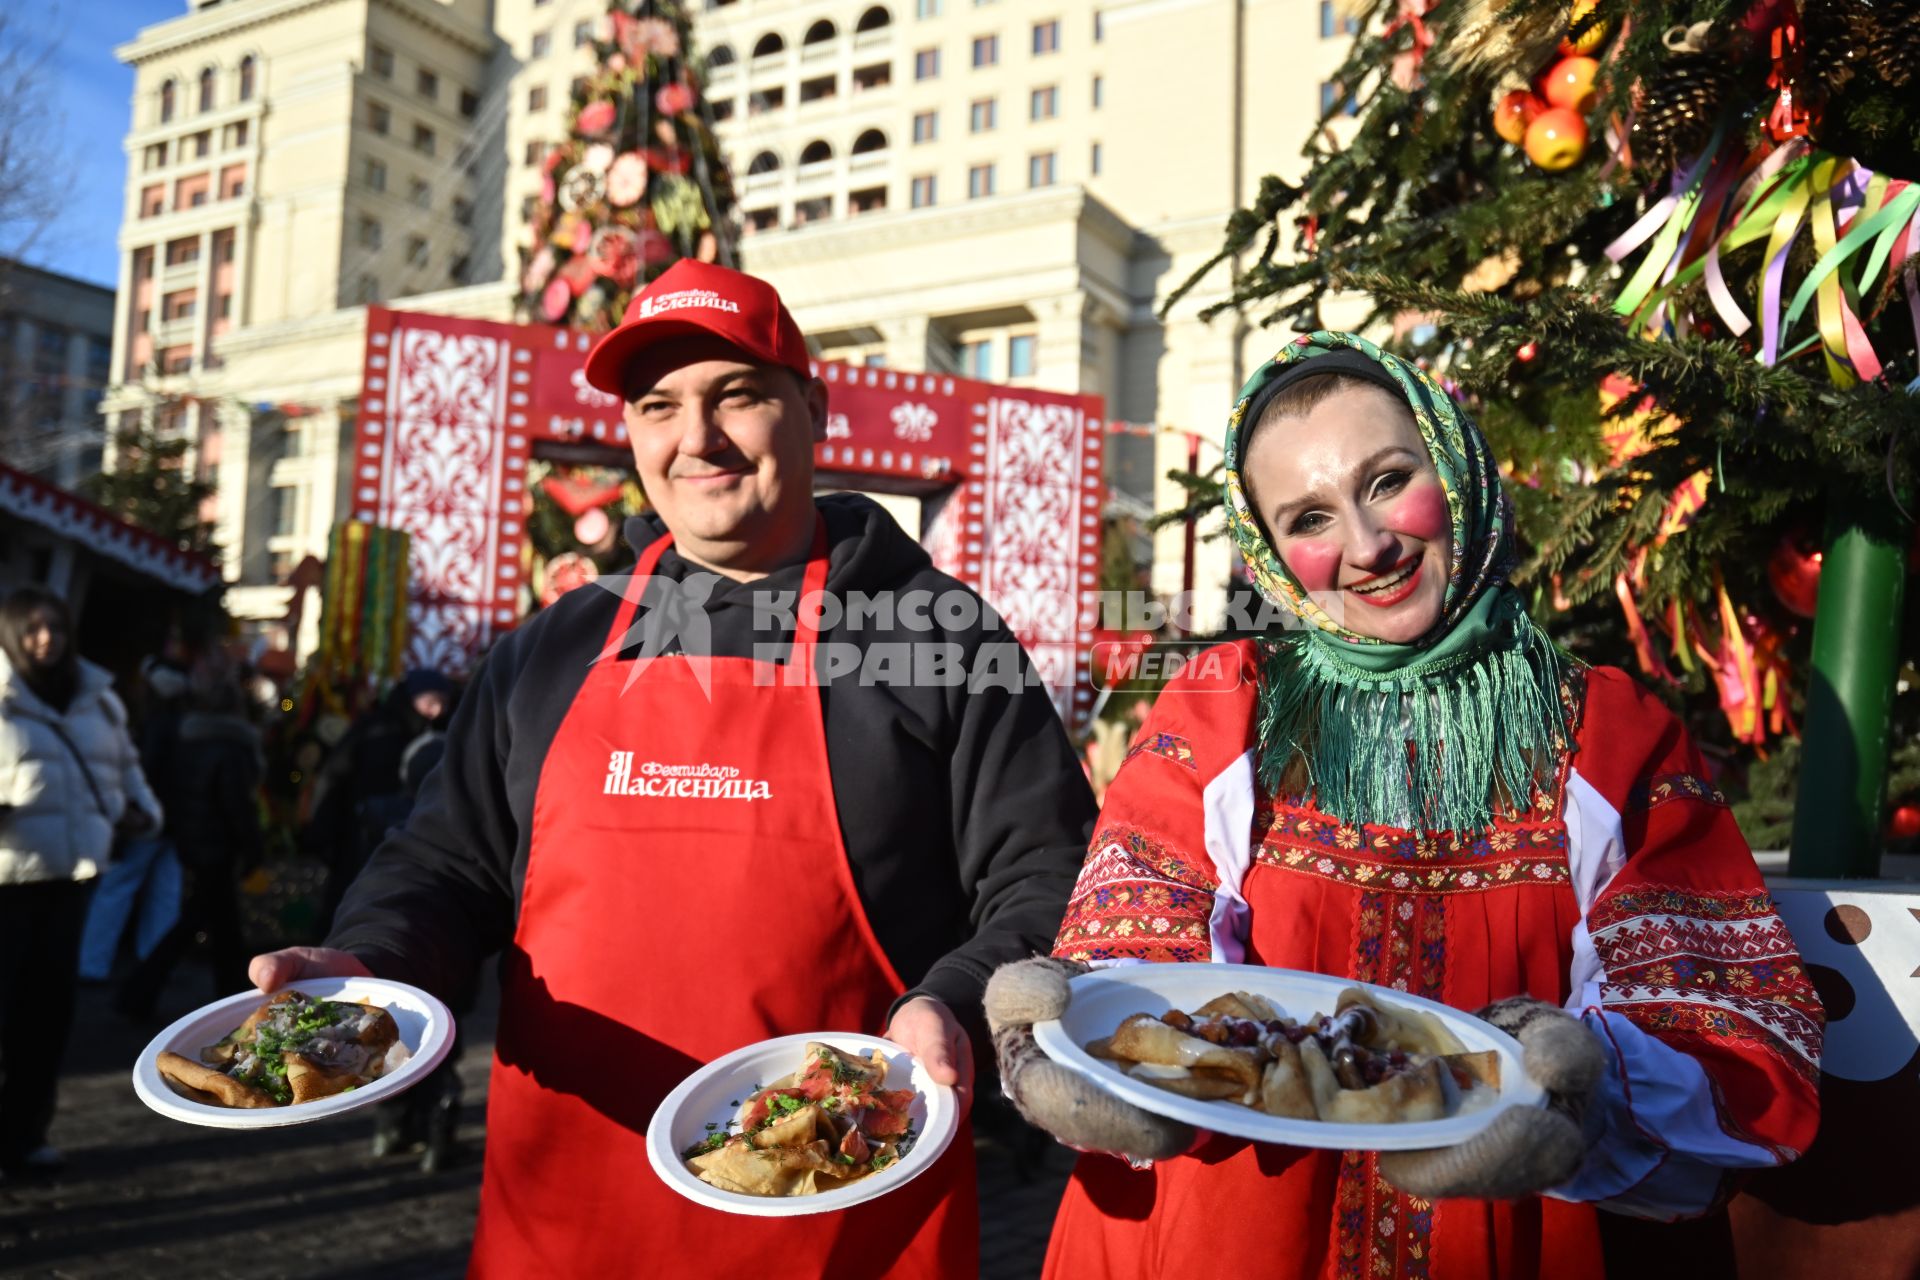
[1125,731,1197,771]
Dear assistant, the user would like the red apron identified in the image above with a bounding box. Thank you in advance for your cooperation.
[1043,797,1606,1280]
[470,524,979,1279]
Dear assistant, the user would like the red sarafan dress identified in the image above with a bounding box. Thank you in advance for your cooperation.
[1044,640,1822,1280]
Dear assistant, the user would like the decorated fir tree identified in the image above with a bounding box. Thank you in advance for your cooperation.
[1169,0,1920,849]
[514,0,737,580]
[517,0,736,331]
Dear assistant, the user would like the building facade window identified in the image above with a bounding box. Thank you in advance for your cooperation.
[574,20,593,46]
[1009,333,1035,376]
[711,97,735,120]
[1090,140,1102,174]
[912,110,937,142]
[410,178,432,208]
[371,44,394,78]
[916,0,940,15]
[850,186,887,214]
[406,235,429,267]
[417,68,438,99]
[1031,85,1058,119]
[746,207,779,232]
[1092,74,1103,107]
[1032,20,1060,53]
[1029,151,1056,187]
[143,143,167,170]
[369,101,391,134]
[911,174,936,207]
[1319,1,1359,37]
[959,339,991,378]
[453,196,474,225]
[971,34,998,66]
[192,131,212,158]
[967,162,994,198]
[969,98,995,132]
[199,67,216,112]
[460,88,479,118]
[532,31,552,57]
[366,158,387,191]
[160,80,176,123]
[1094,9,1104,40]
[525,139,545,165]
[914,47,940,78]
[413,123,436,155]
[359,216,382,248]
[794,196,831,224]
[239,56,256,101]
[528,84,548,111]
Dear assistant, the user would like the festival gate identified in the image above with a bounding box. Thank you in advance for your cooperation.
[348,306,1106,730]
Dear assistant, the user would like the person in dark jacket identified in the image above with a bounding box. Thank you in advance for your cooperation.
[308,668,450,928]
[250,261,1096,1277]
[118,667,263,1016]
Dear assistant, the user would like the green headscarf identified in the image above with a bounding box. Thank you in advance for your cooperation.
[1223,331,1574,833]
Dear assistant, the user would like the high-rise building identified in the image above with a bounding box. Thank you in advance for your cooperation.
[107,0,504,628]
[106,0,1354,642]
[0,261,115,491]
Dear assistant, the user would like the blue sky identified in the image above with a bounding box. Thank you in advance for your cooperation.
[14,1,185,288]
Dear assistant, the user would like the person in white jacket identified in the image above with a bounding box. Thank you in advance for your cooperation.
[0,586,162,1176]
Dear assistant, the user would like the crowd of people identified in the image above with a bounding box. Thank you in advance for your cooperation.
[0,263,1826,1277]
[0,580,459,1182]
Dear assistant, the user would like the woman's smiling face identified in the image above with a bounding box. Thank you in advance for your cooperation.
[1243,381,1452,643]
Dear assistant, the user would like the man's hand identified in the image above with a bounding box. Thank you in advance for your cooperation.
[885,996,974,1116]
[248,946,373,994]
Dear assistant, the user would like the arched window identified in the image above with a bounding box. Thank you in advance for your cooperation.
[750,32,785,58]
[160,80,176,123]
[855,6,892,33]
[803,19,837,45]
[707,43,735,68]
[238,56,256,102]
[852,128,887,154]
[199,66,216,112]
[747,150,781,175]
[799,139,833,165]
[710,0,738,7]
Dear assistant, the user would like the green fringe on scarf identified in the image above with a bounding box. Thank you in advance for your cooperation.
[1254,591,1574,833]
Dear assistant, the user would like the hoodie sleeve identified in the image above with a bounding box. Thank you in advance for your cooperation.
[895,626,1099,1021]
[325,639,522,1001]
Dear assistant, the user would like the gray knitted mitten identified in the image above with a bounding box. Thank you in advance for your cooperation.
[1377,997,1607,1201]
[984,957,1196,1163]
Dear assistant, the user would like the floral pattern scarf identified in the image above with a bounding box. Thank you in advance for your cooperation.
[1223,332,1574,833]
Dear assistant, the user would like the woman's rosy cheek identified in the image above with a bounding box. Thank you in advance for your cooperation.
[1283,539,1343,593]
[1383,481,1449,545]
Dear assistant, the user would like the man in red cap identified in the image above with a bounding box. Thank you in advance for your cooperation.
[252,262,1097,1276]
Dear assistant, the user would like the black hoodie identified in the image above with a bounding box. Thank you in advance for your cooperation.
[327,494,1098,1025]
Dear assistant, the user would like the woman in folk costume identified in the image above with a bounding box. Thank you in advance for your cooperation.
[986,333,1822,1280]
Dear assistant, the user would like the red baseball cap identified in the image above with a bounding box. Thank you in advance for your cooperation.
[581,260,813,397]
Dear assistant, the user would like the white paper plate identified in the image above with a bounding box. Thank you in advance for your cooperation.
[646,1033,958,1217]
[131,977,455,1129]
[1030,964,1544,1151]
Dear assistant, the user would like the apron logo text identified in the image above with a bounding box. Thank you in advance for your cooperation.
[603,752,773,801]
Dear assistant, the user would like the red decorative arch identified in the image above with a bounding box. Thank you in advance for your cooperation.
[351,307,1105,729]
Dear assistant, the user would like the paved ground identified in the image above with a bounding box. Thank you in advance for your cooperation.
[0,959,1074,1279]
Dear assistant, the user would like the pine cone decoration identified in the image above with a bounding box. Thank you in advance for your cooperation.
[1631,54,1735,172]
[1810,0,1919,90]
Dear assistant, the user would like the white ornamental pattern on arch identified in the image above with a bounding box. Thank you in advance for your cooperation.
[979,397,1088,721]
[379,328,513,671]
